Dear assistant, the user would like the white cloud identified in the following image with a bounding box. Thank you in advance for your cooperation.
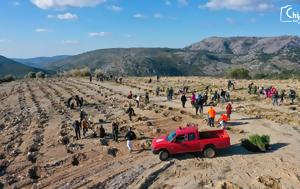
[226,17,235,24]
[201,0,274,12]
[61,40,79,44]
[12,1,20,6]
[88,32,111,37]
[48,13,78,20]
[107,5,123,12]
[0,39,6,43]
[133,13,145,18]
[154,13,163,18]
[57,12,78,20]
[35,28,51,32]
[178,0,188,6]
[165,0,171,6]
[31,0,106,9]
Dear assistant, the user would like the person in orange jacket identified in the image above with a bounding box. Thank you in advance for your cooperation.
[207,106,216,127]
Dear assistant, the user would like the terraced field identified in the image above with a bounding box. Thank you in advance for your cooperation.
[0,77,299,189]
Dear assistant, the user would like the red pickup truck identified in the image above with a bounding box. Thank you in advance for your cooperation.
[151,126,230,161]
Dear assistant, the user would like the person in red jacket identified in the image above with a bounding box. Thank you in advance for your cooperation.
[218,114,228,129]
[226,103,232,120]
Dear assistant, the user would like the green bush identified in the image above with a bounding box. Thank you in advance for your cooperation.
[27,72,36,78]
[36,71,45,78]
[253,70,300,80]
[253,73,267,79]
[241,134,270,152]
[226,68,251,79]
[63,67,91,77]
[94,68,103,76]
[0,75,15,83]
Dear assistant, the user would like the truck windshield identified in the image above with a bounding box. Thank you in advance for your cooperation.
[167,131,176,141]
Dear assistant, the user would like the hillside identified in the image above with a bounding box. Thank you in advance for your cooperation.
[48,36,300,76]
[14,55,70,69]
[0,55,45,77]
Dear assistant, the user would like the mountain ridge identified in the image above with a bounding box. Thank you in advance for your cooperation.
[0,55,46,77]
[13,55,70,69]
[47,35,300,76]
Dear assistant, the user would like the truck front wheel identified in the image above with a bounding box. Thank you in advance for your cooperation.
[159,150,169,161]
[203,146,216,158]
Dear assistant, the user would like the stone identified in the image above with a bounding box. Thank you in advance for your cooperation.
[0,159,9,176]
[140,139,152,150]
[71,153,87,166]
[146,121,154,126]
[172,116,182,122]
[152,128,161,135]
[60,136,70,145]
[221,181,242,189]
[258,176,281,189]
[107,148,118,157]
[100,139,109,146]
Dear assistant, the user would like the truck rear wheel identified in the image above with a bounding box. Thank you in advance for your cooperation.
[159,150,169,161]
[203,146,216,158]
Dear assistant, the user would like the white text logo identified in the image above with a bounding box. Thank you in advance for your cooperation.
[280,5,300,24]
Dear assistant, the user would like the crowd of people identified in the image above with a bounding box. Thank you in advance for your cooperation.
[67,95,84,109]
[248,83,297,106]
[69,75,298,154]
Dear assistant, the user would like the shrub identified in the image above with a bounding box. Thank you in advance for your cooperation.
[63,67,91,77]
[94,69,103,76]
[36,72,45,78]
[253,73,267,79]
[226,68,251,79]
[0,75,15,83]
[241,134,270,152]
[27,72,36,78]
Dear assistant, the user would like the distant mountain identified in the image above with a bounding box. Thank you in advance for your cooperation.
[48,36,300,76]
[185,36,300,55]
[0,56,45,77]
[14,55,70,69]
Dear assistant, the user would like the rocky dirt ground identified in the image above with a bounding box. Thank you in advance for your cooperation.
[0,77,299,189]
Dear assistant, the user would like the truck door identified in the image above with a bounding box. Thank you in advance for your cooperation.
[171,134,187,154]
[182,133,198,152]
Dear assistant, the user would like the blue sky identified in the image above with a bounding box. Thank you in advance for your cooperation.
[0,0,299,58]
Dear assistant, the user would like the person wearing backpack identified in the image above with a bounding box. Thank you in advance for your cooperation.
[81,117,90,137]
[126,105,135,121]
[72,120,81,140]
[272,90,279,106]
[145,92,150,105]
[112,122,119,142]
[99,125,106,138]
[198,94,204,114]
[125,127,136,153]
[289,89,296,104]
[181,93,187,108]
